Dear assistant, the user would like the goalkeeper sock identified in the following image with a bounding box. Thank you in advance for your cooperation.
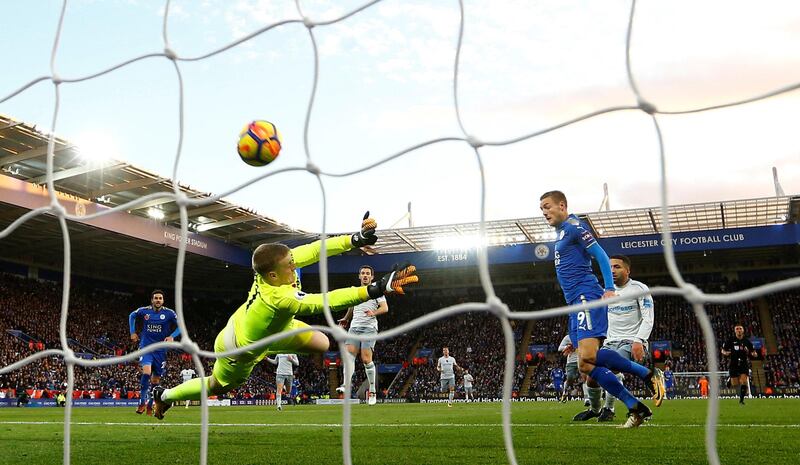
[365,362,376,392]
[595,348,650,379]
[162,377,211,402]
[139,374,150,405]
[587,387,602,412]
[448,391,454,403]
[590,366,638,410]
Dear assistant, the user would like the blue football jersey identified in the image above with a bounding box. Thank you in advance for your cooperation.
[551,368,564,381]
[128,306,180,348]
[664,370,675,387]
[554,214,603,303]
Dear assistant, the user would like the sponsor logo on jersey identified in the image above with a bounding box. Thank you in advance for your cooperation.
[295,291,306,300]
[160,314,165,320]
[558,230,565,241]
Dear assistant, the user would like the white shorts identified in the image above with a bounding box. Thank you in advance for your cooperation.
[346,326,377,350]
[440,378,455,391]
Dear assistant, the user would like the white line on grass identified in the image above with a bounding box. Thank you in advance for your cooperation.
[2,421,799,428]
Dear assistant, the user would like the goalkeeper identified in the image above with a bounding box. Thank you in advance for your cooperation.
[152,213,418,419]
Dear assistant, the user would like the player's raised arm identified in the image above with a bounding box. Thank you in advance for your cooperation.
[291,212,377,268]
[271,264,419,316]
[565,214,615,298]
[367,297,389,317]
[267,357,277,365]
[585,242,615,299]
[128,309,140,342]
[166,310,181,342]
[289,354,299,366]
[338,307,354,328]
[721,339,731,356]
[558,334,573,354]
[634,284,655,344]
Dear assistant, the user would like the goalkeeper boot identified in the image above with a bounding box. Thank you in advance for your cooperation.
[151,386,171,420]
[597,407,615,422]
[618,402,652,429]
[572,408,601,421]
[645,368,666,407]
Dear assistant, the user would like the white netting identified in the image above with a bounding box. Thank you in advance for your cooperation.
[1,1,800,465]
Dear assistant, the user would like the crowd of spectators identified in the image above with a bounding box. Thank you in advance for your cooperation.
[2,271,799,402]
[763,291,800,388]
[390,284,561,400]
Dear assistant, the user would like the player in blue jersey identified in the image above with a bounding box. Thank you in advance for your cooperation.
[663,363,675,399]
[129,290,180,415]
[539,191,665,428]
[551,366,565,396]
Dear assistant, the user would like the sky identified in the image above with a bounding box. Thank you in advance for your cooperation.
[1,0,799,234]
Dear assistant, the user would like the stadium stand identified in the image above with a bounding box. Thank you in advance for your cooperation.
[3,269,798,402]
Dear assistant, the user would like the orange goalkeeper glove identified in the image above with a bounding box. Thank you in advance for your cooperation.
[367,263,419,298]
[351,211,377,248]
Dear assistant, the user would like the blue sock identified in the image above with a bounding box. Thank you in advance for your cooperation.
[590,366,638,409]
[140,374,151,405]
[595,348,650,379]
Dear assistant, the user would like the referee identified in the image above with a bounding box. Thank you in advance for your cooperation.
[721,324,758,405]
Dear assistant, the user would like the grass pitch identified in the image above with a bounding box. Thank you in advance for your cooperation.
[1,399,798,465]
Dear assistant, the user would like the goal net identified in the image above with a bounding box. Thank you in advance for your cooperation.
[1,2,799,465]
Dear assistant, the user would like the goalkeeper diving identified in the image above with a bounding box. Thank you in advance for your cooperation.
[152,212,418,419]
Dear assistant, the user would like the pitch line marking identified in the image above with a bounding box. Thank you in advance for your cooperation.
[2,421,799,428]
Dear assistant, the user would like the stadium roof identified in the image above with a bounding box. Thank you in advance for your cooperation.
[1,114,797,264]
[374,196,799,254]
[0,115,312,250]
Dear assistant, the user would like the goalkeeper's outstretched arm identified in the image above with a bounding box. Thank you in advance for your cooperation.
[292,212,377,268]
[272,264,419,316]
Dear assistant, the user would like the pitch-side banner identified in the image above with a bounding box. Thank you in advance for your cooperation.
[306,224,800,272]
[0,399,141,408]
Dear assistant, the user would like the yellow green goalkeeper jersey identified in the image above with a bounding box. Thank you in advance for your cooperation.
[224,235,368,362]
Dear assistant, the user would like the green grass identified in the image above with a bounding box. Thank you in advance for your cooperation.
[1,399,798,465]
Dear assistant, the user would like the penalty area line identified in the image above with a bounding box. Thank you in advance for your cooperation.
[1,421,799,428]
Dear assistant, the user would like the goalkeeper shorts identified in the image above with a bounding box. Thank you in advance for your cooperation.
[212,319,315,388]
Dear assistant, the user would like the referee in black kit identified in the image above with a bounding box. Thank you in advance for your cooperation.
[721,324,758,405]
